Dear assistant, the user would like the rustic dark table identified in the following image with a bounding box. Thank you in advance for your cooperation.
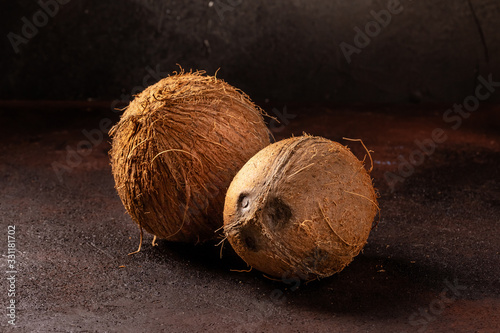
[1,102,498,332]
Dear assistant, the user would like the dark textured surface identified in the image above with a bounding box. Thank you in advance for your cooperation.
[0,103,498,332]
[2,0,500,102]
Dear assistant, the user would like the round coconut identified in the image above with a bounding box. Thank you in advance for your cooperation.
[223,135,378,279]
[109,70,270,243]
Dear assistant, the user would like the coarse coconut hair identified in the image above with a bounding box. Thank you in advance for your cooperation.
[223,135,379,279]
[109,69,270,246]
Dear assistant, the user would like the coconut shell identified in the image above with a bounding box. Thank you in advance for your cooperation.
[109,70,270,243]
[223,135,378,279]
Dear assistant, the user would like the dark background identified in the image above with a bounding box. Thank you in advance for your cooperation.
[1,1,499,332]
[1,0,499,103]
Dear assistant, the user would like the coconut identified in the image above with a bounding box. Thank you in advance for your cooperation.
[109,70,270,245]
[223,135,378,279]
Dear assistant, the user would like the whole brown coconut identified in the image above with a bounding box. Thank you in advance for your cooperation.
[109,70,270,244]
[223,135,378,279]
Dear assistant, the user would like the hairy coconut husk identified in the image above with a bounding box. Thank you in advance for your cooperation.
[223,135,378,279]
[109,70,270,244]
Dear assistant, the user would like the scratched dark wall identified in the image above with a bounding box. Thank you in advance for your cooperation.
[1,0,499,102]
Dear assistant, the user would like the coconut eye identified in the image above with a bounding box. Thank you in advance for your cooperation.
[264,196,292,229]
[237,223,260,252]
[244,235,256,251]
[238,193,250,210]
[241,197,249,208]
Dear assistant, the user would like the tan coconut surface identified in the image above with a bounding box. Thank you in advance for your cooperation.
[224,136,378,279]
[0,103,498,332]
[109,71,270,243]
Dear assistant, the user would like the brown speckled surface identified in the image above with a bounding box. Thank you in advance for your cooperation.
[0,102,498,332]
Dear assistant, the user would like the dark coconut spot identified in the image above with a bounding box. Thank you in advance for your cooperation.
[244,235,257,251]
[264,196,292,229]
[236,222,261,252]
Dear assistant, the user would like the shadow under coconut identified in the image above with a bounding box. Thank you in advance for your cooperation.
[139,238,255,276]
[373,147,500,295]
[130,234,477,320]
[260,254,459,318]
